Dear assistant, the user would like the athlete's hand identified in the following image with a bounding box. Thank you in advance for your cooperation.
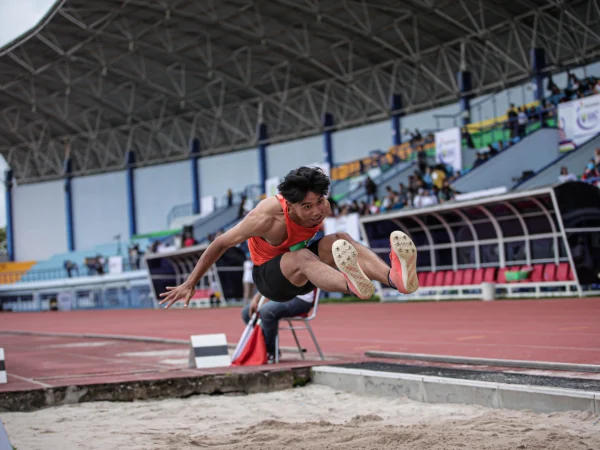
[159,282,196,309]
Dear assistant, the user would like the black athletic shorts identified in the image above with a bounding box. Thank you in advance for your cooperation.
[252,238,321,302]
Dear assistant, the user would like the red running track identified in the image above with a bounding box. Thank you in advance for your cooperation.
[1,298,600,392]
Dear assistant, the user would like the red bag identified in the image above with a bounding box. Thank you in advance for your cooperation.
[231,321,267,366]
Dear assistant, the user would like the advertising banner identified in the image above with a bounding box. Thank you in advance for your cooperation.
[434,127,462,172]
[265,176,280,198]
[558,93,600,151]
[324,213,362,243]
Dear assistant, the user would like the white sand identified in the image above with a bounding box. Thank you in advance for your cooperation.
[3,385,599,450]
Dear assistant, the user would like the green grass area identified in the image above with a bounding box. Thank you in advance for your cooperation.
[320,295,380,304]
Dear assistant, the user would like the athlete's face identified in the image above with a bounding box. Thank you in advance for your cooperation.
[288,191,329,226]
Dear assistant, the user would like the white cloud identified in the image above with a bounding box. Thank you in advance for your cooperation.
[0,0,58,48]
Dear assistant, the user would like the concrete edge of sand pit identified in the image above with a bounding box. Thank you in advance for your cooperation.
[364,350,600,374]
[0,367,312,413]
[311,366,600,414]
[0,330,303,353]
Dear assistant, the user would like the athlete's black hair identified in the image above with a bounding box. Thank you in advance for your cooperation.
[277,166,330,204]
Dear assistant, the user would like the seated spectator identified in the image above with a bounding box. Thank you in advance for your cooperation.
[582,163,600,185]
[558,166,577,183]
[385,185,398,204]
[473,152,485,168]
[397,183,408,207]
[422,167,433,188]
[431,165,447,189]
[242,291,315,363]
[595,148,600,167]
[438,180,456,203]
[359,201,370,216]
[414,189,438,208]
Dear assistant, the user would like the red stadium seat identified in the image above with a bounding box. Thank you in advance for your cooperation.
[443,271,455,286]
[433,271,446,286]
[454,269,465,285]
[530,264,544,283]
[497,267,509,283]
[484,267,497,283]
[418,272,427,287]
[473,268,485,285]
[543,263,557,282]
[425,272,435,287]
[463,269,474,285]
[556,263,570,281]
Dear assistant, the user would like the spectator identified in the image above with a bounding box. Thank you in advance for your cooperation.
[438,180,456,203]
[397,183,408,207]
[226,189,233,207]
[417,147,428,174]
[558,166,577,183]
[364,176,377,203]
[64,260,78,278]
[422,167,433,188]
[242,290,315,363]
[582,162,600,185]
[128,244,141,269]
[238,194,247,219]
[595,148,600,167]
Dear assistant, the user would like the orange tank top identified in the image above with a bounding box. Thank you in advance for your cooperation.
[248,194,322,266]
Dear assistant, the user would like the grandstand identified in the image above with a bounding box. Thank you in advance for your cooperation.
[0,0,599,305]
[3,5,600,448]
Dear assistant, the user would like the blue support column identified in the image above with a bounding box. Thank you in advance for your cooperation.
[257,123,268,195]
[190,138,201,215]
[125,151,137,238]
[4,170,14,261]
[322,113,334,170]
[531,48,546,102]
[390,94,402,145]
[63,158,75,251]
[457,71,472,126]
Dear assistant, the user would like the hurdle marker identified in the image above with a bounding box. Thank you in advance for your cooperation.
[188,334,230,368]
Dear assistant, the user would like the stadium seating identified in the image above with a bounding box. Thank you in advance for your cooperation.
[410,262,577,300]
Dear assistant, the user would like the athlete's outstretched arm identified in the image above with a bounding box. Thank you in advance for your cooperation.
[159,204,272,308]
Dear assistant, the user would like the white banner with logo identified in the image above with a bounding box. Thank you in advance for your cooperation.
[434,127,462,172]
[265,176,280,198]
[200,196,215,216]
[324,213,362,243]
[57,291,73,311]
[558,93,600,151]
[108,256,123,274]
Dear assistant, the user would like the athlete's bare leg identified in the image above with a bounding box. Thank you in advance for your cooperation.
[317,232,390,285]
[279,247,375,299]
[318,231,419,294]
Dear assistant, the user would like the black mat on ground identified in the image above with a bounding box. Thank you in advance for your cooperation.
[334,362,600,392]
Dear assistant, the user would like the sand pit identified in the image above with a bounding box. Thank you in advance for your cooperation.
[3,385,599,449]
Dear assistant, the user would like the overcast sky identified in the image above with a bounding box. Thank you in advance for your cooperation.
[0,0,57,227]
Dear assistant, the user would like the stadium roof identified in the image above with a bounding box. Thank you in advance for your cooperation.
[1,0,600,183]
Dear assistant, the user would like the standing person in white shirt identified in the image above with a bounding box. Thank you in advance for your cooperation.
[242,256,255,304]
